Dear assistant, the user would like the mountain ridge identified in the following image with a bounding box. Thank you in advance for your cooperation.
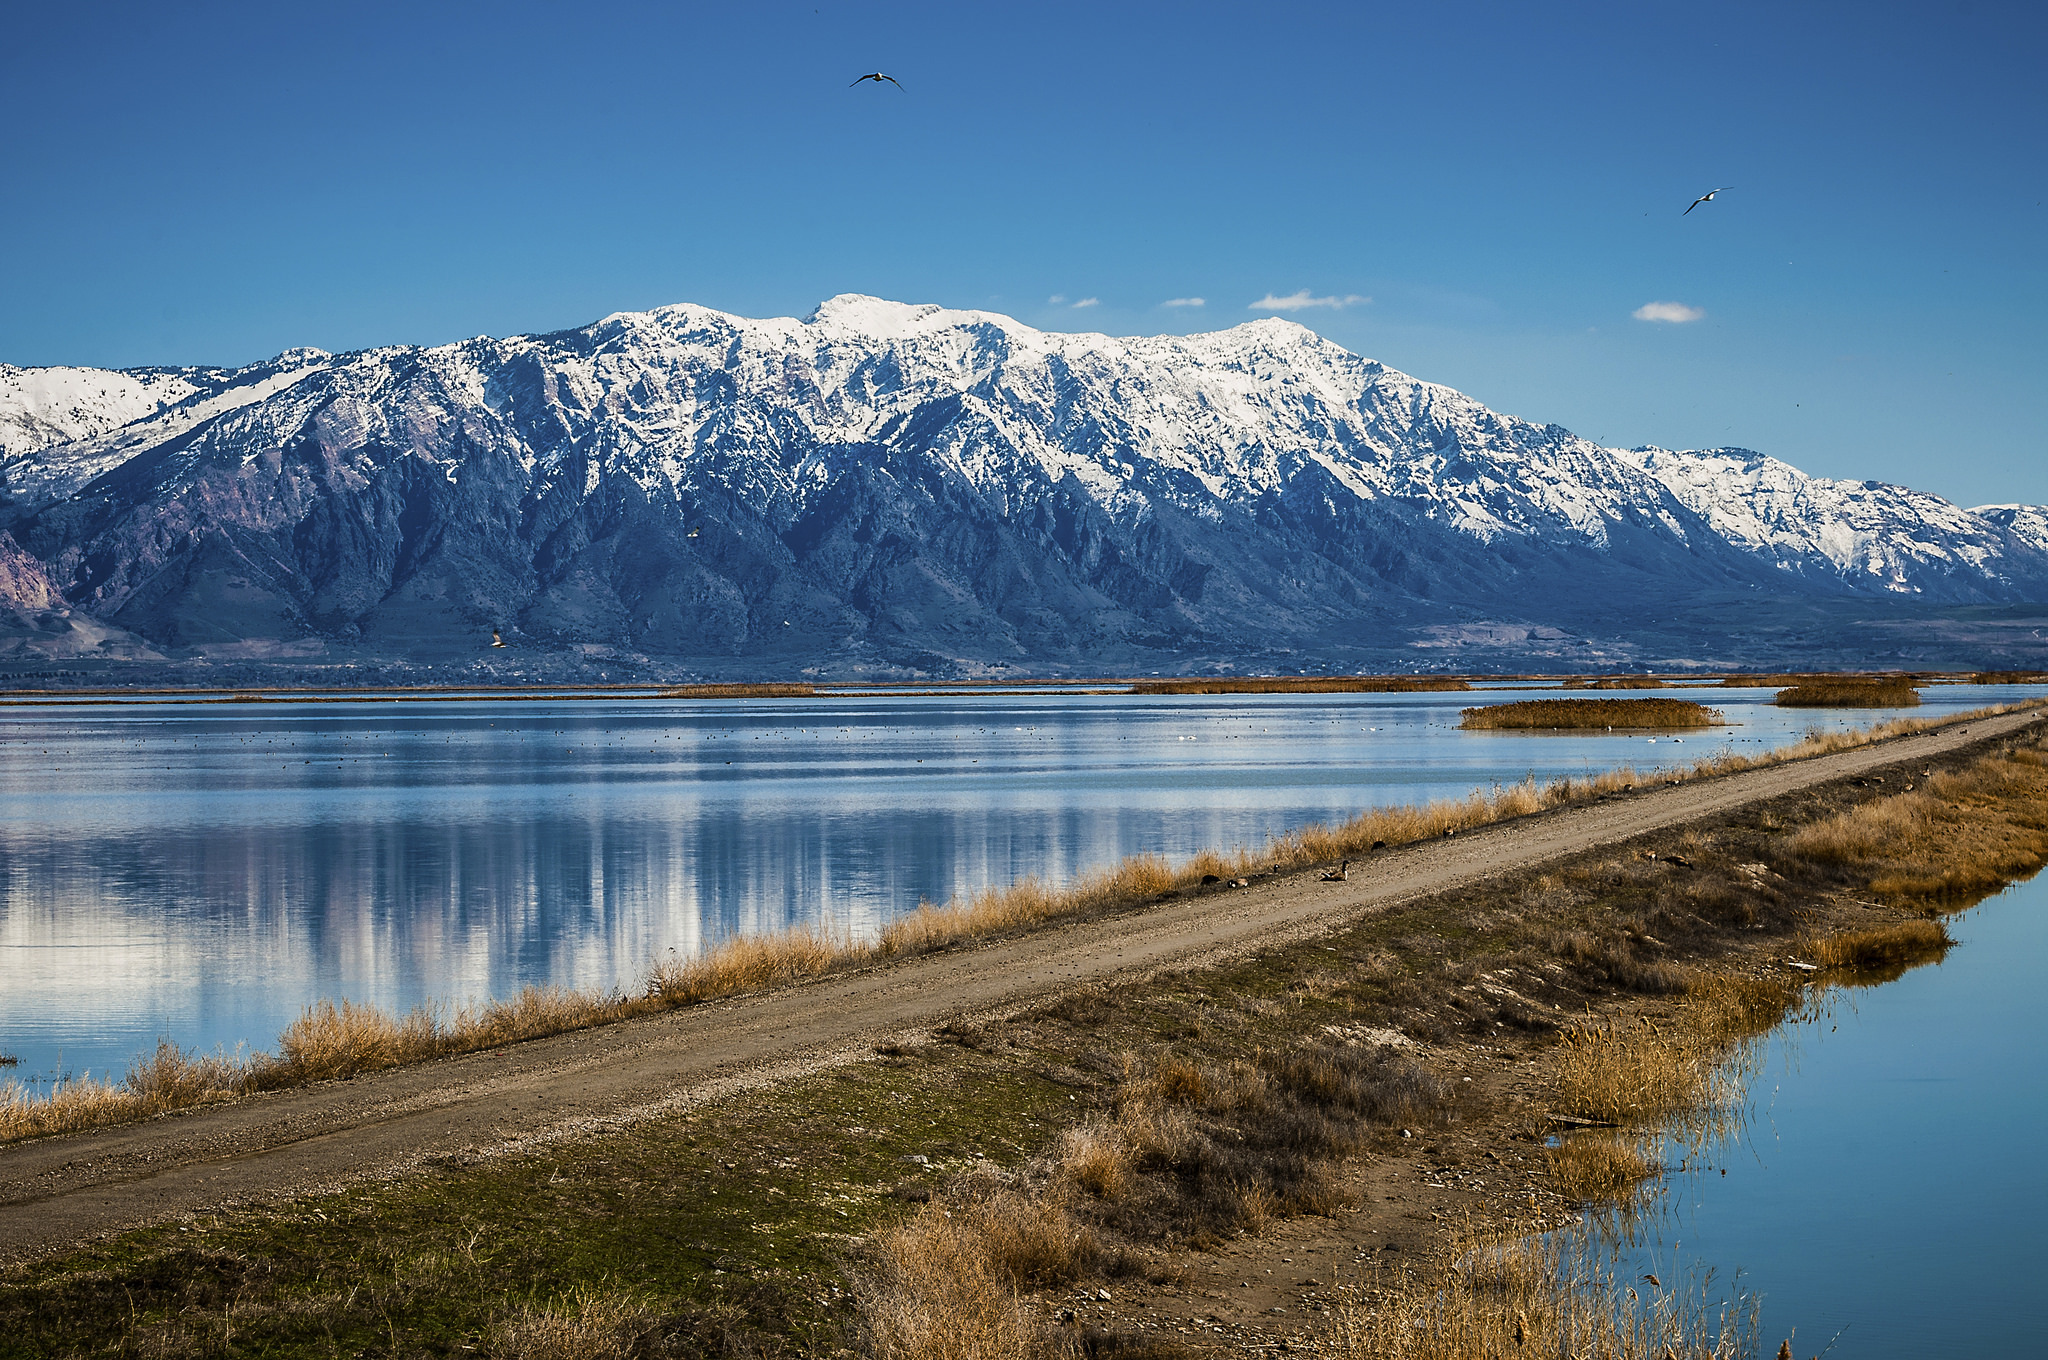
[0,296,2042,678]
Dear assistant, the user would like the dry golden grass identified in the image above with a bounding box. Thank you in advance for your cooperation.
[859,1204,1038,1360]
[0,1074,142,1143]
[648,928,860,1003]
[1314,1225,1757,1360]
[1461,698,1722,730]
[1775,678,1921,708]
[1553,974,1795,1129]
[957,1191,1102,1289]
[1785,742,2048,903]
[1128,675,1472,694]
[1805,919,1953,972]
[657,682,815,698]
[1971,670,2048,685]
[486,1286,669,1360]
[269,999,440,1083]
[878,857,1182,956]
[1577,676,1667,689]
[1057,1127,1131,1201]
[122,1039,247,1108]
[1547,1131,1657,1201]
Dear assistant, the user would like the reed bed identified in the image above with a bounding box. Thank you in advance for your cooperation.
[1552,974,1796,1130]
[1574,676,1667,690]
[1314,1225,1758,1360]
[1775,678,1921,708]
[3,701,2036,1146]
[1127,675,1471,694]
[1546,1130,1658,1201]
[1971,670,2048,685]
[656,682,815,698]
[1805,919,1953,972]
[1461,698,1722,730]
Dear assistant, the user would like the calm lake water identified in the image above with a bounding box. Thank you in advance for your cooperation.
[0,684,2034,1085]
[1597,870,2048,1356]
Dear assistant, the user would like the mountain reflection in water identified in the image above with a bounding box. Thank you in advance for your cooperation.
[0,685,2034,1085]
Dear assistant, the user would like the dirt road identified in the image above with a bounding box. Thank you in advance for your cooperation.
[3,709,2038,1261]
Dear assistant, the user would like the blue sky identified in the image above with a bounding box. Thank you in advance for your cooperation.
[3,0,2042,508]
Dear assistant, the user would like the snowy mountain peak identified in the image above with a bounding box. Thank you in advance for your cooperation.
[0,295,2042,674]
[802,293,1013,339]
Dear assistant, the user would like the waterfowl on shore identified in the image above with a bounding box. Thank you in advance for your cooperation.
[1319,860,1350,882]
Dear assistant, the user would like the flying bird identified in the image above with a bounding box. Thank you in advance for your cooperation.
[850,72,903,89]
[1683,186,1733,215]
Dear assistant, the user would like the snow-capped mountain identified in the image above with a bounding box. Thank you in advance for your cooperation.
[1973,504,2048,556]
[0,296,2041,673]
[0,363,216,459]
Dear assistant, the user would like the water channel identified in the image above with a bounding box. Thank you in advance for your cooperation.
[1593,870,2047,1357]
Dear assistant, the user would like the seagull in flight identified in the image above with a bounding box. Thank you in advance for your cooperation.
[1683,186,1733,215]
[850,72,903,89]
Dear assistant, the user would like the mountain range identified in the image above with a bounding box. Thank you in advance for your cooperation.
[1,295,2043,680]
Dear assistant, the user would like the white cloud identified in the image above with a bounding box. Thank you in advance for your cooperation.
[1249,290,1370,312]
[1161,296,1206,308]
[1632,300,1705,323]
[1071,296,1100,309]
[1047,294,1067,305]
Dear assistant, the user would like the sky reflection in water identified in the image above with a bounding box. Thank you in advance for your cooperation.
[1582,872,2047,1357]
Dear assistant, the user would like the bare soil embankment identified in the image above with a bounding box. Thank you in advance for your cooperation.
[0,708,2037,1265]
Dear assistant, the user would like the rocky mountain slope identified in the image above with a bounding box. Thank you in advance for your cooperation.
[0,296,2041,676]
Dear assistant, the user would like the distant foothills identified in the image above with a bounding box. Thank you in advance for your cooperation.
[1,296,2044,685]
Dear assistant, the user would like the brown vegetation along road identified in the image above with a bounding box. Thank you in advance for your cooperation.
[2,708,2039,1261]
